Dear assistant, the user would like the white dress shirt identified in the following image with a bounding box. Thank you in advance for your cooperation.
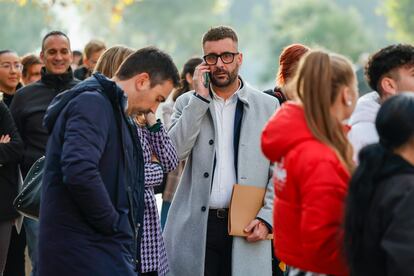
[209,84,241,208]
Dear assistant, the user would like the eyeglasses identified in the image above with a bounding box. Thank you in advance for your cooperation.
[203,52,239,65]
[0,63,23,72]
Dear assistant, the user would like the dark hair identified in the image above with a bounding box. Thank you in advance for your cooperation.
[73,50,83,66]
[73,50,82,57]
[41,31,71,51]
[345,93,414,273]
[115,46,179,88]
[0,50,16,56]
[202,26,238,45]
[365,44,414,95]
[172,57,203,101]
[21,54,42,77]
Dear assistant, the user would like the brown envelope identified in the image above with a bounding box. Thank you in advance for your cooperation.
[228,184,273,239]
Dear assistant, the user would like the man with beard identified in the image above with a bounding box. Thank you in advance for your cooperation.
[163,26,279,276]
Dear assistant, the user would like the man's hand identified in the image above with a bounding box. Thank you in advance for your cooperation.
[244,219,269,243]
[193,63,210,99]
[145,112,157,127]
[0,134,11,143]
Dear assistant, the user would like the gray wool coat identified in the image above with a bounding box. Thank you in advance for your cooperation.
[163,79,279,276]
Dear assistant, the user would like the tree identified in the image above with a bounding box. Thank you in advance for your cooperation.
[0,1,51,54]
[262,0,377,83]
[382,0,414,43]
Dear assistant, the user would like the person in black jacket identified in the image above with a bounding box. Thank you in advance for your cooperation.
[345,93,414,276]
[8,31,79,276]
[0,101,23,276]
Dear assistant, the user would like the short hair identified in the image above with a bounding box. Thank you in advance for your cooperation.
[94,45,134,78]
[365,44,414,94]
[73,50,82,57]
[83,40,106,59]
[41,31,71,52]
[115,46,180,88]
[202,26,238,45]
[0,50,16,57]
[21,54,42,77]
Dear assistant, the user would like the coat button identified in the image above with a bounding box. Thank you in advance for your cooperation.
[204,172,209,178]
[201,206,206,212]
[209,139,214,145]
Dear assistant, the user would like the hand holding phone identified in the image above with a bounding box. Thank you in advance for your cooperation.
[203,72,210,88]
[193,63,210,98]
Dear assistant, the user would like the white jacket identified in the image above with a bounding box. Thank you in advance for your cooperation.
[348,91,381,161]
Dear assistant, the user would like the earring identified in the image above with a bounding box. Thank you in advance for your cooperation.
[346,100,352,106]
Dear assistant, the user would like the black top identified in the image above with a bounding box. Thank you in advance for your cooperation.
[354,153,414,276]
[2,83,22,107]
[9,67,79,177]
[0,101,23,221]
[74,66,90,81]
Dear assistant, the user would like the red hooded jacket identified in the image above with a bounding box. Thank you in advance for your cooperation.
[261,102,349,275]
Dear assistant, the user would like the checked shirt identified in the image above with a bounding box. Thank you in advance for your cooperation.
[136,123,178,275]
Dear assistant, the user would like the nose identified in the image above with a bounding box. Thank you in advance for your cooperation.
[55,52,63,60]
[216,56,225,67]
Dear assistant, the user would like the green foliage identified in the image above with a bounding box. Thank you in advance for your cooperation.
[74,0,227,68]
[382,0,414,43]
[0,1,51,54]
[262,0,377,83]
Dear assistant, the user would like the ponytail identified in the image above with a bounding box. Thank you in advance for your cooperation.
[296,51,355,172]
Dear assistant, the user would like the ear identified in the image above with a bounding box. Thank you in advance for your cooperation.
[40,51,45,63]
[380,77,397,99]
[134,72,151,91]
[340,86,354,107]
[185,72,192,85]
[237,52,243,66]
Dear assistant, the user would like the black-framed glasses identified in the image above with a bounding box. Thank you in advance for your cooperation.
[203,52,239,65]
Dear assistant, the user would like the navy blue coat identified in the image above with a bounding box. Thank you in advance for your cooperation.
[39,74,145,276]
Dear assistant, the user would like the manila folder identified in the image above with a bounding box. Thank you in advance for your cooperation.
[228,184,272,239]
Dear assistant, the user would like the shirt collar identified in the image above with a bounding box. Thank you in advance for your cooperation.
[211,78,242,103]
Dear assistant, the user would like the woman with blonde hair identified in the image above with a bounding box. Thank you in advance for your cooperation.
[95,45,178,276]
[93,45,134,78]
[261,50,358,275]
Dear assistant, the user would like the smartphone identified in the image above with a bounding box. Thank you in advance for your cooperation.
[203,72,210,88]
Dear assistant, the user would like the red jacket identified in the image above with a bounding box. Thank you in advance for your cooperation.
[261,102,349,275]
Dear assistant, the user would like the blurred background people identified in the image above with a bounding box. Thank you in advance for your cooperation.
[0,50,22,107]
[264,43,310,104]
[74,39,106,80]
[0,101,23,276]
[262,50,358,276]
[93,45,133,78]
[71,50,83,71]
[21,54,42,86]
[345,93,414,276]
[355,52,370,96]
[160,56,202,229]
[348,44,414,160]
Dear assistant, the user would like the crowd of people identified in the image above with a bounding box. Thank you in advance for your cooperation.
[0,25,414,276]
